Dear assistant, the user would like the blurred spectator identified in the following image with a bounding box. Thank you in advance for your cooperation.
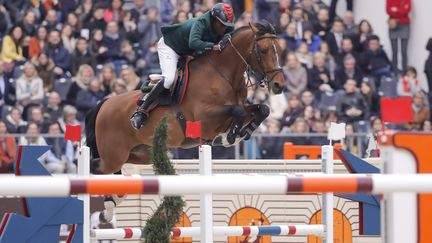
[120,66,141,91]
[28,26,48,59]
[354,20,373,53]
[61,24,77,53]
[397,66,421,97]
[28,106,49,133]
[301,90,318,108]
[75,0,93,24]
[0,120,16,173]
[234,11,252,29]
[286,118,310,145]
[89,29,104,56]
[334,54,363,89]
[138,7,162,52]
[19,10,37,36]
[99,21,125,70]
[291,7,309,38]
[43,91,63,121]
[283,53,308,95]
[371,117,383,134]
[297,27,321,53]
[42,9,62,32]
[255,0,274,23]
[361,35,392,84]
[45,121,76,174]
[66,13,82,37]
[295,42,313,68]
[99,64,117,94]
[405,91,430,131]
[84,5,107,32]
[160,0,176,24]
[16,62,44,114]
[108,79,128,97]
[282,22,298,52]
[360,79,380,117]
[337,79,368,123]
[66,64,95,106]
[71,37,96,76]
[329,0,353,23]
[343,11,357,38]
[297,0,319,23]
[326,19,345,57]
[5,107,27,134]
[313,8,330,41]
[130,0,147,23]
[259,119,284,159]
[45,30,71,77]
[57,105,79,132]
[173,10,189,24]
[422,120,432,132]
[178,0,193,19]
[0,59,16,113]
[18,122,47,146]
[324,110,340,128]
[121,11,140,43]
[318,42,336,80]
[75,79,105,120]
[104,0,125,23]
[32,53,55,92]
[309,120,328,145]
[425,38,432,101]
[277,12,291,35]
[3,0,30,23]
[303,105,319,128]
[335,36,359,67]
[280,95,303,130]
[1,25,25,74]
[120,40,141,67]
[308,52,334,96]
[386,0,411,71]
[0,4,12,42]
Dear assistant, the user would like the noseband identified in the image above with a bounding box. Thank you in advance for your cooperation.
[228,33,283,88]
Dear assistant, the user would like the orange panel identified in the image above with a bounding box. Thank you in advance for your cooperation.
[86,179,143,194]
[308,209,352,243]
[392,133,432,243]
[283,143,341,160]
[171,211,192,243]
[302,178,358,193]
[228,207,270,243]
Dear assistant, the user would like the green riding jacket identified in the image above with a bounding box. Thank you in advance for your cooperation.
[161,11,234,56]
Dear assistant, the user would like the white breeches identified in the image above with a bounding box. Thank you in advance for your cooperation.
[157,37,180,89]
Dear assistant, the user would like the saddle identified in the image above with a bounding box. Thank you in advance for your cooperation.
[140,58,190,107]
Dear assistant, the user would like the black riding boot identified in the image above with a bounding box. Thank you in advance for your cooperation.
[130,80,168,130]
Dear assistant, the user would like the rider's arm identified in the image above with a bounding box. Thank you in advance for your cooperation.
[189,20,214,54]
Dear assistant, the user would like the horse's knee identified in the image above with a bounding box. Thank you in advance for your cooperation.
[231,105,247,118]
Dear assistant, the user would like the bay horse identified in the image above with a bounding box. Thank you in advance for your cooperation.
[85,22,286,174]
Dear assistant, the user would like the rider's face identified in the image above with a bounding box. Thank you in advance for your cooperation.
[212,19,228,36]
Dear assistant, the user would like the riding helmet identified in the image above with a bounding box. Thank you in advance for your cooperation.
[211,3,235,27]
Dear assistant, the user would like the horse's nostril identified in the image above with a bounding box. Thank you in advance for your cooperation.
[272,83,282,94]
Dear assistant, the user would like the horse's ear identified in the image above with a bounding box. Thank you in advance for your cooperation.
[249,22,259,33]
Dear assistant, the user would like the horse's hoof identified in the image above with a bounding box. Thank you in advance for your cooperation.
[227,133,236,145]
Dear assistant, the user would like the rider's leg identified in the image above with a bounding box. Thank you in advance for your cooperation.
[130,37,179,129]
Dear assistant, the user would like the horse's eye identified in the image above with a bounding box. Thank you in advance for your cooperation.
[259,48,268,54]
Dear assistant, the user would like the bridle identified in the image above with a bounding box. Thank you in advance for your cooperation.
[228,32,283,88]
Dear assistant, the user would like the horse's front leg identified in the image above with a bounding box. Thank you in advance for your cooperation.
[226,105,247,145]
[240,104,270,140]
[99,170,127,223]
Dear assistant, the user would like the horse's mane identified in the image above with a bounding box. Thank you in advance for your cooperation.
[232,21,277,37]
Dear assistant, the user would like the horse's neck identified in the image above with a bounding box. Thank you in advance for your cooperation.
[207,30,254,89]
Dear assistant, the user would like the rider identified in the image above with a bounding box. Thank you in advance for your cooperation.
[130,3,235,129]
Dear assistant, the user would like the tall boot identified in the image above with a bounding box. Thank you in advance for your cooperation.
[130,79,168,129]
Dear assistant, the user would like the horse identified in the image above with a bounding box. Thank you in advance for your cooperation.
[85,21,286,174]
[84,21,286,223]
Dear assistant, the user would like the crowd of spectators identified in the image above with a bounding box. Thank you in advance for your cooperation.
[0,0,431,171]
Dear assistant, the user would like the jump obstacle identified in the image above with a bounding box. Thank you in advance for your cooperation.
[91,225,325,240]
[1,131,431,243]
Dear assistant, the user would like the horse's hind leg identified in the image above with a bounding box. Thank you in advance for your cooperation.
[100,170,127,224]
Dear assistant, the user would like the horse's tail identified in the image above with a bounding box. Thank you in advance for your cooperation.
[85,98,107,159]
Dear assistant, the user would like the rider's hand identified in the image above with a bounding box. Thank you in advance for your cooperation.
[212,44,221,51]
